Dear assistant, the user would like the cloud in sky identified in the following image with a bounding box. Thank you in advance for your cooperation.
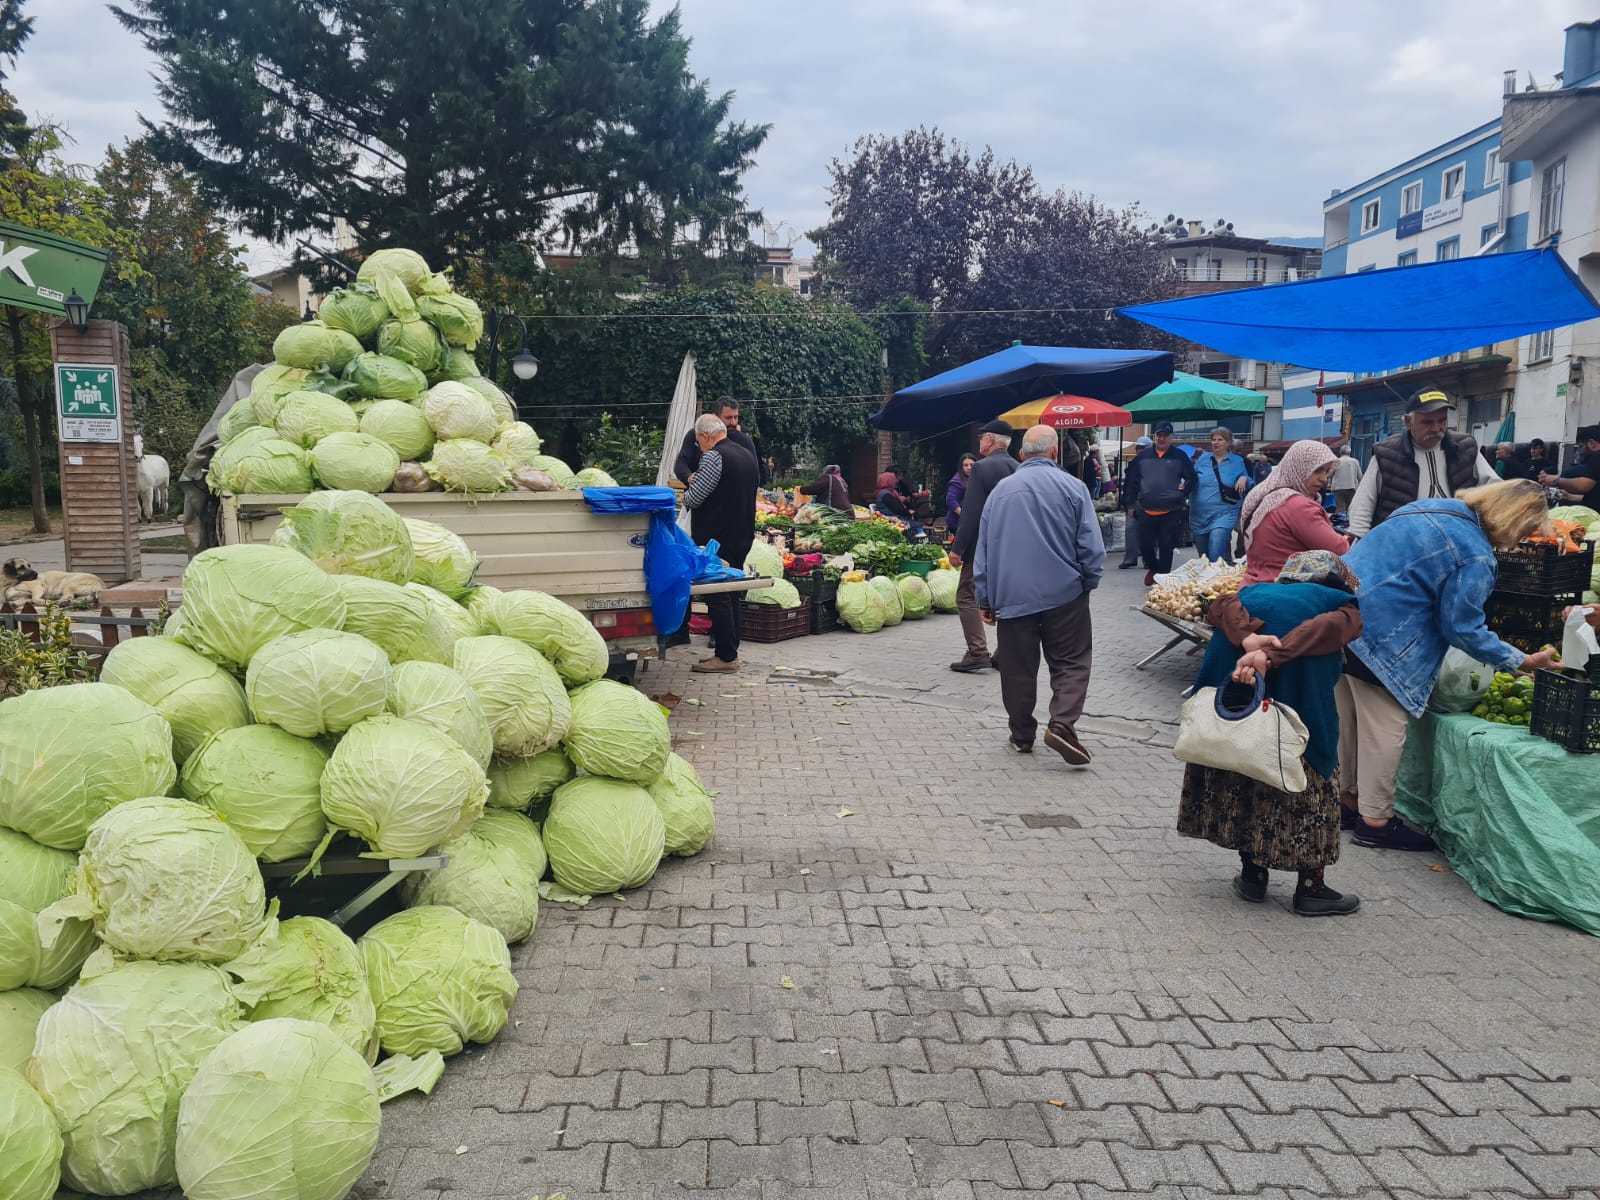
[10,0,1591,261]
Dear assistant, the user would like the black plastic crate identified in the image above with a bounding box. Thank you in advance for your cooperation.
[1493,540,1593,601]
[1485,590,1568,655]
[740,597,812,643]
[790,568,839,601]
[810,596,839,635]
[1530,667,1600,753]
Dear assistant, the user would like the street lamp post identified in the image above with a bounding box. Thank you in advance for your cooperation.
[64,291,89,334]
[485,308,540,383]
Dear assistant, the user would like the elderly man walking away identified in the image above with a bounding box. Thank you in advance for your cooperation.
[681,413,759,673]
[1330,445,1362,512]
[948,420,1018,672]
[1347,389,1496,538]
[974,425,1106,764]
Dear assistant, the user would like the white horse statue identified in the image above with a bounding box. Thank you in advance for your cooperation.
[133,433,170,522]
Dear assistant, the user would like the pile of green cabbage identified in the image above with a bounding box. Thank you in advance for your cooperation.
[207,245,629,495]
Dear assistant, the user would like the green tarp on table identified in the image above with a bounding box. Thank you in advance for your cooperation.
[1395,712,1600,935]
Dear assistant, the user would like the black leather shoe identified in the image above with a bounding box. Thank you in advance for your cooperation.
[1232,872,1267,903]
[1351,818,1435,852]
[1293,882,1361,917]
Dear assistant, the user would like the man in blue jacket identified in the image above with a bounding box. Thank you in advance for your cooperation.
[1123,422,1199,585]
[974,425,1106,764]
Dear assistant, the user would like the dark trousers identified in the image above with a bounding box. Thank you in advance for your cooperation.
[707,593,743,662]
[1138,510,1183,575]
[1119,511,1142,566]
[996,593,1093,745]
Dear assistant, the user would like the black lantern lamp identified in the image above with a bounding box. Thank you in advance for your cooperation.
[64,291,89,334]
[486,308,540,382]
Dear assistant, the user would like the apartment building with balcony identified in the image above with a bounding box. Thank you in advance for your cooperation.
[1156,220,1322,441]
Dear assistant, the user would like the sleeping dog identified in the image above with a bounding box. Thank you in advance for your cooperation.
[2,557,107,607]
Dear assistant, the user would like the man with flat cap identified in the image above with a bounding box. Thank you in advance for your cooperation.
[948,419,1018,672]
[1348,388,1496,538]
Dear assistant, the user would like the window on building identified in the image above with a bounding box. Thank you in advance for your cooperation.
[1539,158,1565,241]
[1436,237,1460,262]
[1200,257,1221,281]
[1401,181,1423,216]
[1196,360,1232,382]
[1173,257,1188,275]
[1467,395,1503,427]
[1244,257,1265,281]
[1397,250,1418,267]
[798,277,811,295]
[1528,329,1556,362]
[1480,224,1500,247]
[1484,149,1501,186]
[1442,164,1466,201]
[1357,264,1378,273]
[1360,199,1381,233]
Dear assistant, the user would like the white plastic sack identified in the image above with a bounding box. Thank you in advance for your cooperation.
[1428,648,1497,714]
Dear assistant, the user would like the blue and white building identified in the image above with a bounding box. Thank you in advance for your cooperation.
[1283,23,1600,454]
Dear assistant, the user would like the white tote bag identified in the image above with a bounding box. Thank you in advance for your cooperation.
[1173,675,1310,793]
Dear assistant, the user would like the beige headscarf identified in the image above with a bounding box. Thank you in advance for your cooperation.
[1238,440,1337,548]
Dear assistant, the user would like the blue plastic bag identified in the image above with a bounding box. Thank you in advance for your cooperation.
[643,511,742,634]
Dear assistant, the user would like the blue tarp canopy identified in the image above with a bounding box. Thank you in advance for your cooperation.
[1118,249,1600,372]
[872,344,1174,432]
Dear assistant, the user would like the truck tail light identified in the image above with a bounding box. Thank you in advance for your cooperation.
[589,608,656,641]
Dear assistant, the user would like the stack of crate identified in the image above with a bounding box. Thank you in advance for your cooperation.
[1486,540,1594,654]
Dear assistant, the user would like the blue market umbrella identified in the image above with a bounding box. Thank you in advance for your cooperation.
[872,344,1174,432]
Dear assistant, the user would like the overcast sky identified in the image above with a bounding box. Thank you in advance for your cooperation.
[12,0,1594,265]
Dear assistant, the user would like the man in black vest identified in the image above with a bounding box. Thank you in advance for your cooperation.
[1347,389,1496,538]
[948,420,1018,672]
[673,396,762,485]
[682,413,759,673]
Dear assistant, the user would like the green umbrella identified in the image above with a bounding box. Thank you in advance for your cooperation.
[1122,371,1267,426]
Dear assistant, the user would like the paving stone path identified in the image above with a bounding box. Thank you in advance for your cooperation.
[367,565,1600,1200]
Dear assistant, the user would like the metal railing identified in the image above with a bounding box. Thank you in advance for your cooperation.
[1173,267,1319,283]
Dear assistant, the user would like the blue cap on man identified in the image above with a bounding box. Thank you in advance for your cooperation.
[1153,422,1174,436]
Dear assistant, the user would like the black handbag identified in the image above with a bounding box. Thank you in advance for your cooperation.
[1211,456,1240,505]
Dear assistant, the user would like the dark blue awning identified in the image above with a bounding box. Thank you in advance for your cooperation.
[872,344,1173,431]
[1118,249,1600,372]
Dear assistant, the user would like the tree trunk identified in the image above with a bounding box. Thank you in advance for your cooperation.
[5,308,50,534]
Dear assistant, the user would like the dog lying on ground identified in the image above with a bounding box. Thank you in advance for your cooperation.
[2,557,107,607]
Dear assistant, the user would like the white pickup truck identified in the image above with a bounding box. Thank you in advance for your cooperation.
[217,490,762,681]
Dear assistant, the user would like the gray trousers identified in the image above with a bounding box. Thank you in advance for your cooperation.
[996,593,1093,745]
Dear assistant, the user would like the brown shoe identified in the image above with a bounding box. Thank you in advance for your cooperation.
[692,658,741,673]
[1043,723,1091,765]
[949,655,991,673]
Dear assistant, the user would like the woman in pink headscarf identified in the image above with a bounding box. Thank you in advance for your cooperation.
[1238,440,1350,585]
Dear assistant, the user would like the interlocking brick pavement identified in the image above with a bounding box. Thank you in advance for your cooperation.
[363,564,1600,1200]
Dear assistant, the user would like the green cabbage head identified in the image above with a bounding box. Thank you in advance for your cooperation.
[563,679,671,783]
[317,282,391,341]
[388,660,494,768]
[526,453,575,486]
[869,575,904,626]
[403,517,479,596]
[569,466,619,489]
[361,397,436,459]
[0,682,176,850]
[401,809,545,944]
[271,488,415,583]
[438,346,479,381]
[423,380,501,442]
[647,752,716,857]
[416,292,484,348]
[360,906,517,1056]
[0,1064,61,1200]
[836,579,885,633]
[217,396,259,443]
[491,421,544,466]
[181,544,347,671]
[456,582,503,629]
[895,572,933,619]
[543,776,666,894]
[460,376,516,425]
[273,390,360,448]
[319,714,488,856]
[342,351,428,400]
[486,747,573,812]
[927,566,959,612]
[745,542,784,579]
[454,635,573,757]
[246,629,391,738]
[208,431,314,494]
[377,317,445,374]
[248,364,311,420]
[488,588,609,686]
[43,796,269,963]
[746,577,801,608]
[0,989,52,1072]
[100,635,251,763]
[27,960,239,1195]
[426,438,512,493]
[357,247,442,295]
[180,725,330,861]
[406,581,477,646]
[273,321,363,373]
[336,574,451,664]
[0,827,93,989]
[176,1018,380,1200]
[309,432,400,493]
[223,917,376,1060]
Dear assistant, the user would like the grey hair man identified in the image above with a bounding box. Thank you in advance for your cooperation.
[681,412,759,672]
[1330,442,1363,512]
[1347,389,1495,537]
[974,424,1105,763]
[948,419,1018,672]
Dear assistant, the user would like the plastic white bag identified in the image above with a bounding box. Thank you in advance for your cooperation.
[1429,647,1496,713]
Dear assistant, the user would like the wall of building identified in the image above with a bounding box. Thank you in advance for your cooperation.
[1280,369,1344,442]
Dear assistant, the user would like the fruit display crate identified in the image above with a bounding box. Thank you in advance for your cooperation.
[740,596,813,643]
[1485,590,1568,655]
[810,596,839,635]
[1493,540,1593,601]
[1530,667,1600,754]
[789,568,839,601]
